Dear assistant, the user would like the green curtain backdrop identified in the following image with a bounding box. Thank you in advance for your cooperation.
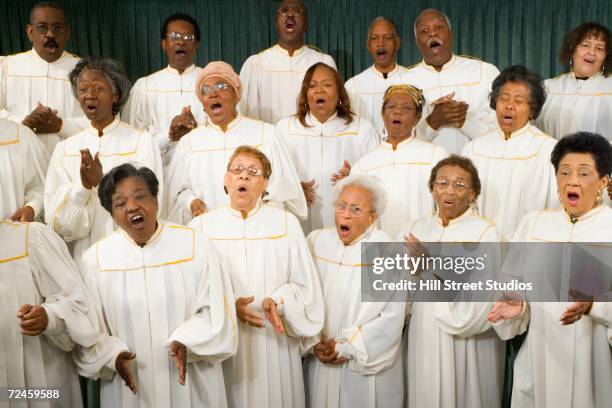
[1,0,610,83]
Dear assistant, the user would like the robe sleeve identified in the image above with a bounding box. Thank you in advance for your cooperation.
[57,117,86,140]
[238,55,261,119]
[44,141,96,242]
[358,116,382,151]
[165,234,238,363]
[27,223,102,352]
[165,136,197,224]
[262,126,308,219]
[322,54,337,70]
[267,214,324,337]
[335,301,405,375]
[72,245,131,381]
[491,301,530,340]
[457,63,500,140]
[435,302,495,338]
[20,124,49,218]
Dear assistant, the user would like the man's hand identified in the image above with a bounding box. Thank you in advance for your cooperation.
[10,206,35,222]
[80,149,103,189]
[16,304,48,336]
[262,297,284,334]
[190,199,207,217]
[169,106,197,142]
[301,180,316,205]
[23,102,62,134]
[487,297,523,323]
[169,341,187,385]
[115,351,137,394]
[235,296,264,328]
[313,338,348,365]
[426,96,469,130]
[330,160,351,185]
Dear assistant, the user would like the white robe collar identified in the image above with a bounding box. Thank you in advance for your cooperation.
[206,113,241,133]
[497,122,531,140]
[382,135,415,150]
[436,206,474,227]
[571,70,603,82]
[420,54,457,71]
[372,63,399,78]
[30,47,68,64]
[227,199,263,219]
[306,111,338,126]
[85,117,121,136]
[562,204,605,224]
[344,223,377,246]
[165,64,197,75]
[274,44,305,57]
[121,220,164,248]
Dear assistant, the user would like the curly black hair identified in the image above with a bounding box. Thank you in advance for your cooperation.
[551,132,612,177]
[560,22,611,77]
[489,65,547,120]
[98,163,159,214]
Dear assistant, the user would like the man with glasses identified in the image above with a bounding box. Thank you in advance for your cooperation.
[0,1,84,156]
[345,16,412,133]
[238,0,336,124]
[123,13,206,167]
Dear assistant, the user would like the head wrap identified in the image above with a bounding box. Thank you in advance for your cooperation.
[195,61,242,102]
[382,84,425,118]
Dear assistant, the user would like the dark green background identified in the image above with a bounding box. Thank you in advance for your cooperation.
[1,0,610,83]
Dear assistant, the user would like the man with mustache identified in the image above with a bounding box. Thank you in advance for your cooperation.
[0,1,85,156]
[345,16,412,132]
[123,13,206,168]
[238,0,336,124]
[406,9,500,154]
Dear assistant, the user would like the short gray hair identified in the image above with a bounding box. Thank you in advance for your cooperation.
[367,16,399,42]
[413,9,452,38]
[69,57,132,115]
[333,174,388,216]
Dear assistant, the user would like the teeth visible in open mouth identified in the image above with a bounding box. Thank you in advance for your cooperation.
[211,103,222,110]
[176,50,186,55]
[131,215,144,223]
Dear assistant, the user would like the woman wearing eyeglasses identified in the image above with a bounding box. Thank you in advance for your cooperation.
[398,155,504,408]
[461,65,558,238]
[349,84,448,237]
[166,61,306,225]
[190,146,323,408]
[275,62,380,234]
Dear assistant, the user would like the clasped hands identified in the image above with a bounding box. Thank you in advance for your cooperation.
[23,102,62,134]
[313,335,348,365]
[426,92,469,130]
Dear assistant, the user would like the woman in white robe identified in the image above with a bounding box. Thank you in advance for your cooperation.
[77,163,236,408]
[462,65,558,238]
[166,61,306,225]
[537,23,612,141]
[44,58,163,263]
[0,118,49,222]
[351,84,448,237]
[0,220,101,408]
[190,146,324,408]
[275,62,379,234]
[489,132,612,408]
[398,155,504,408]
[304,174,405,408]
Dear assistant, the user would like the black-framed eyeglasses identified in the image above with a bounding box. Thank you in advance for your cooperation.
[200,81,231,96]
[166,32,196,42]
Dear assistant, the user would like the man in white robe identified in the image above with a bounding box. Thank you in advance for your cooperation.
[122,13,206,166]
[276,114,379,233]
[238,0,336,124]
[0,221,102,408]
[304,175,405,408]
[0,3,84,155]
[405,9,499,154]
[538,71,612,141]
[345,17,412,132]
[0,119,49,222]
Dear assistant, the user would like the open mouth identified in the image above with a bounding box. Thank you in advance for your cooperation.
[85,103,97,114]
[428,39,442,54]
[130,214,145,229]
[391,119,402,126]
[237,185,248,194]
[285,19,296,32]
[501,113,513,126]
[339,223,350,235]
[567,191,580,205]
[583,57,595,64]
[315,97,326,106]
[442,199,456,207]
[210,102,223,113]
[175,49,187,56]
[376,48,388,58]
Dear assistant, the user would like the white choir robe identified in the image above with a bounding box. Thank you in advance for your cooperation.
[238,44,337,124]
[352,136,448,238]
[44,118,163,263]
[461,123,558,238]
[492,206,612,408]
[345,64,413,132]
[303,227,406,408]
[0,49,86,154]
[537,72,612,141]
[0,221,103,408]
[190,202,324,408]
[122,65,207,166]
[0,119,49,220]
[398,209,504,408]
[77,221,237,408]
[405,55,500,154]
[167,114,306,224]
[276,113,379,233]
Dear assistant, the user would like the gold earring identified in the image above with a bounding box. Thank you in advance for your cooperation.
[596,189,604,206]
